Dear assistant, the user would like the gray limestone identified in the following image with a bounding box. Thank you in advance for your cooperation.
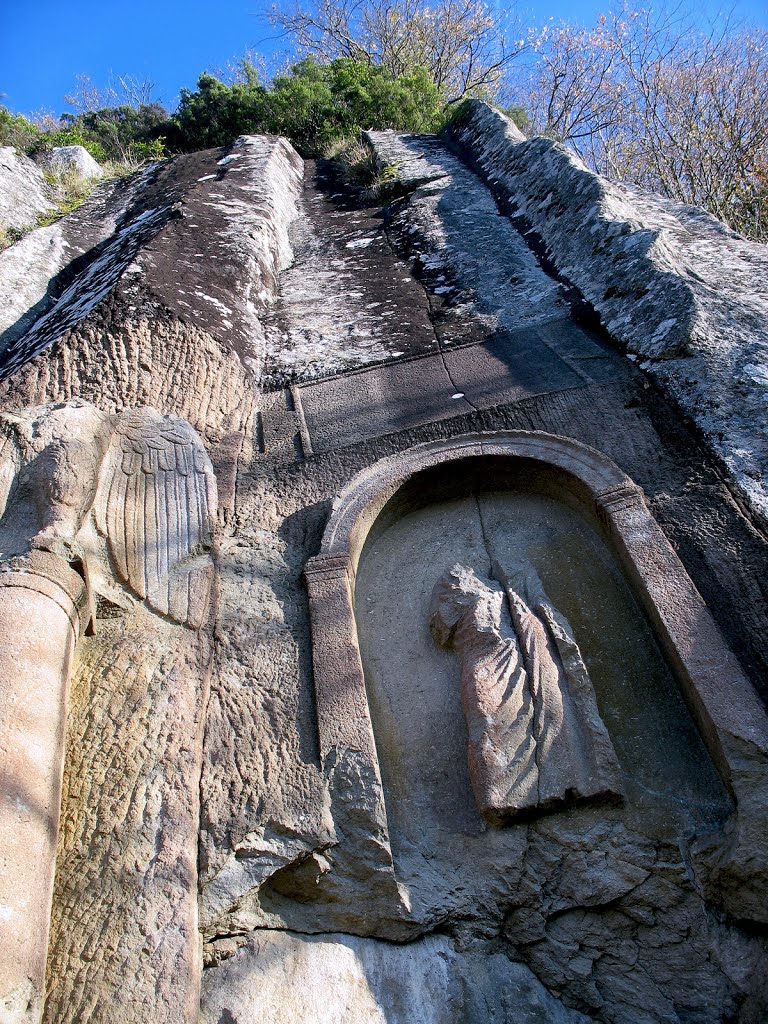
[200,930,590,1024]
[365,130,570,344]
[0,147,56,233]
[0,166,153,348]
[444,100,768,527]
[261,160,438,386]
[0,125,766,1024]
[40,145,103,180]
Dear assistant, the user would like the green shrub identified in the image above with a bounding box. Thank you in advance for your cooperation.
[26,103,171,166]
[29,121,108,163]
[0,106,40,152]
[0,225,27,253]
[173,58,445,156]
[173,72,268,150]
[501,105,530,134]
[76,103,171,162]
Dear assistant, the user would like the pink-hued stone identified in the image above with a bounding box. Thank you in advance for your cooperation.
[0,556,86,1023]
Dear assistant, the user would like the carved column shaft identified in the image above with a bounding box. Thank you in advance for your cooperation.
[304,554,405,911]
[0,552,88,1024]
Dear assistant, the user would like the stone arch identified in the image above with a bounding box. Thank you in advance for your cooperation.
[305,430,768,921]
[319,431,635,564]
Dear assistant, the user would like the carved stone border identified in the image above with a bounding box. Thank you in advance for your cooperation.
[305,430,768,921]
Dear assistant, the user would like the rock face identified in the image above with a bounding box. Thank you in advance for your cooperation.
[200,930,591,1024]
[0,400,217,1023]
[0,146,56,233]
[41,145,103,180]
[0,114,767,1024]
[429,561,623,820]
[443,99,768,527]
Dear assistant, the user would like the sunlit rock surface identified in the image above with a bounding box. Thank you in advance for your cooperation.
[0,117,766,1024]
[442,100,768,526]
[41,145,103,180]
[0,146,56,232]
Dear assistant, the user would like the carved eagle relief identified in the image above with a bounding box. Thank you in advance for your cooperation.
[95,409,217,629]
[0,403,217,628]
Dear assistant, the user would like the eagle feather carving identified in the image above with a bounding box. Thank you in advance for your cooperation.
[95,409,217,629]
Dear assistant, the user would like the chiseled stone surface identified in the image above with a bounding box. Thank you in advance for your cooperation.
[429,561,623,820]
[44,608,212,1024]
[200,929,590,1024]
[442,100,768,527]
[0,559,85,1024]
[365,129,570,346]
[0,147,56,233]
[0,135,303,454]
[0,400,218,1024]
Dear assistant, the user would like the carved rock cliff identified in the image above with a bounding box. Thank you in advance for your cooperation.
[0,108,767,1024]
[442,100,768,527]
[0,146,57,233]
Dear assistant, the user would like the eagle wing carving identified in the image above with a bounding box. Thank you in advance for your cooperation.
[96,409,217,628]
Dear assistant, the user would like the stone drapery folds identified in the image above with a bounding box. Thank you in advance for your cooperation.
[430,561,623,822]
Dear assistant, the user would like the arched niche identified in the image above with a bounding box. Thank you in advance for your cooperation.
[305,431,768,919]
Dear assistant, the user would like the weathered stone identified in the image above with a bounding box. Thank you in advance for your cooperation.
[200,930,591,1024]
[0,553,88,1024]
[430,562,622,820]
[365,129,570,345]
[261,159,438,386]
[0,147,56,234]
[0,170,142,346]
[0,401,217,1023]
[41,145,103,180]
[442,99,768,527]
[0,124,766,1024]
[0,136,303,449]
[44,606,212,1024]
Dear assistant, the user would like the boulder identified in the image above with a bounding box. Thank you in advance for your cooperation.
[42,144,103,180]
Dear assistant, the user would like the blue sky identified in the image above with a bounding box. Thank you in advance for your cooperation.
[2,0,767,116]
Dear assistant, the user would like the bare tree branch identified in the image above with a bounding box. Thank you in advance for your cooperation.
[269,0,527,101]
[505,4,768,239]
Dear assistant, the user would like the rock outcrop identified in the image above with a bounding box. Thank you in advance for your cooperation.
[0,114,767,1024]
[0,146,56,233]
[201,930,591,1024]
[442,100,768,527]
[41,145,103,180]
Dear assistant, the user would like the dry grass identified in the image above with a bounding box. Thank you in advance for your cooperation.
[0,158,149,253]
[326,136,400,198]
[0,225,26,253]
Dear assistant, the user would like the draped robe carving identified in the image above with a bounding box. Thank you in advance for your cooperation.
[430,562,622,822]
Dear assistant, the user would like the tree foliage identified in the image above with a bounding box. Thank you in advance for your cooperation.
[0,106,39,151]
[3,1,768,240]
[269,0,523,102]
[1,72,170,166]
[173,57,444,154]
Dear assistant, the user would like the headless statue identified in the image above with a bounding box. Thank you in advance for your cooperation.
[430,561,622,823]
